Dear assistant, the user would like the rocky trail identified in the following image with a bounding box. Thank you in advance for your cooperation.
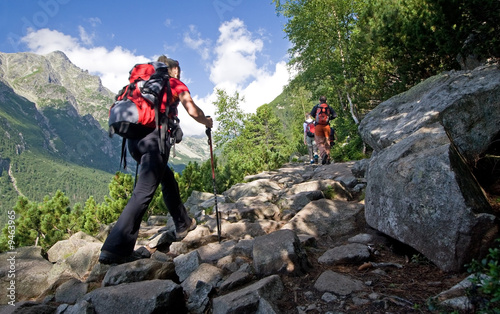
[0,161,474,314]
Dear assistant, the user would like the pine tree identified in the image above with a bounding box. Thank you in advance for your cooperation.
[0,191,77,251]
[96,172,133,224]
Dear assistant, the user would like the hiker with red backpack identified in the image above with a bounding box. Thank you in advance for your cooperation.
[303,113,319,164]
[310,96,337,165]
[99,56,213,265]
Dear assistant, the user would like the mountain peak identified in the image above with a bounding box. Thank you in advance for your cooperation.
[46,50,70,60]
[0,51,114,125]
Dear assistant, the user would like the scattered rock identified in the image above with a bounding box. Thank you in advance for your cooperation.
[314,270,366,296]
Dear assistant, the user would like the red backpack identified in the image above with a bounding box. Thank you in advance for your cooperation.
[315,103,331,125]
[109,62,171,138]
[108,62,172,167]
[306,121,315,137]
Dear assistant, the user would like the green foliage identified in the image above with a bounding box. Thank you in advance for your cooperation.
[0,80,120,228]
[0,191,80,252]
[177,161,205,203]
[175,91,298,202]
[218,103,292,184]
[4,152,111,206]
[274,0,499,159]
[274,0,365,126]
[0,172,134,253]
[272,85,314,155]
[77,197,100,235]
[213,89,248,147]
[210,90,292,189]
[330,111,369,162]
[425,0,500,61]
[356,0,498,99]
[331,133,366,162]
[93,172,133,224]
[410,254,431,265]
[466,239,500,313]
[204,206,214,216]
[323,185,336,199]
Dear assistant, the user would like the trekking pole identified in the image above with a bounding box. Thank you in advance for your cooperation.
[205,120,221,243]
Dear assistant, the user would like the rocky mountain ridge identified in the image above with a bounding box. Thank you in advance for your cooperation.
[0,51,114,126]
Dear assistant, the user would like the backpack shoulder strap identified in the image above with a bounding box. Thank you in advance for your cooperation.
[157,78,172,155]
[119,138,127,169]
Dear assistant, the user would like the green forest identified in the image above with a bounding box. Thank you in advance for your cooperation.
[1,0,498,253]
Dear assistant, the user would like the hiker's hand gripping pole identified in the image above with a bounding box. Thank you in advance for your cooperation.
[206,118,221,243]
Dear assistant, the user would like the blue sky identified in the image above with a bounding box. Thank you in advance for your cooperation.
[0,0,295,135]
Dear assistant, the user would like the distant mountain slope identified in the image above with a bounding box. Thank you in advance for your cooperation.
[0,79,113,225]
[0,51,113,127]
[0,52,120,171]
[169,135,210,173]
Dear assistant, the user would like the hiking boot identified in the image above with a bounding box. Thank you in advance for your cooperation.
[322,154,328,165]
[327,157,331,165]
[175,218,197,241]
[98,248,150,265]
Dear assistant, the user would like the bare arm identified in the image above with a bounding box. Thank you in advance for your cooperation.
[179,91,213,128]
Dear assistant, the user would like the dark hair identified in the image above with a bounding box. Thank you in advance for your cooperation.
[319,96,327,103]
[157,55,181,77]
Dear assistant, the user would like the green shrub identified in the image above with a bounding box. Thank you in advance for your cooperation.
[323,185,336,199]
[466,239,500,313]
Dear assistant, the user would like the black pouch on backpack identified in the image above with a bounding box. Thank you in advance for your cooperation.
[168,117,183,144]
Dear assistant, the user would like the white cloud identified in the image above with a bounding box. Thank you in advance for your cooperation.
[183,25,211,60]
[87,17,102,27]
[209,19,263,86]
[78,26,94,45]
[207,18,293,114]
[240,61,291,113]
[21,28,148,93]
[177,92,217,136]
[163,18,172,27]
[22,28,77,53]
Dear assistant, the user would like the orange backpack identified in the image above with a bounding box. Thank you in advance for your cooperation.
[315,103,331,125]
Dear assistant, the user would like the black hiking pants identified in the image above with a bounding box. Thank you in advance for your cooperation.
[101,130,191,257]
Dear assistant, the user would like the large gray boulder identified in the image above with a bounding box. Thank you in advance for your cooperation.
[359,64,500,271]
[252,229,311,276]
[212,275,284,314]
[46,231,101,263]
[83,279,185,313]
[102,259,176,287]
[0,247,52,304]
[223,179,282,202]
[281,199,365,239]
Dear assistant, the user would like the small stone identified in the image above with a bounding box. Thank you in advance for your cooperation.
[321,292,338,303]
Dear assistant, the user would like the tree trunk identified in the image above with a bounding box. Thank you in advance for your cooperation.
[346,92,359,124]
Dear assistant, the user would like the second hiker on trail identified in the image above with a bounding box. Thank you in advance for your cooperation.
[310,96,337,165]
[99,56,213,265]
[303,113,318,164]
